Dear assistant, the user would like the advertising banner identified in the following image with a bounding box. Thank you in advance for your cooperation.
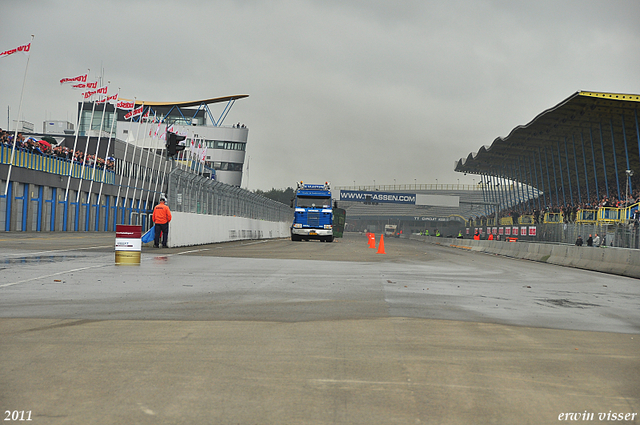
[340,190,416,204]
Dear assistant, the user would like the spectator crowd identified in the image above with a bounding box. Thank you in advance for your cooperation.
[1,128,114,171]
[471,182,640,225]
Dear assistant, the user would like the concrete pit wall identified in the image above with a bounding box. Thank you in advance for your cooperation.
[165,212,292,247]
[410,235,640,279]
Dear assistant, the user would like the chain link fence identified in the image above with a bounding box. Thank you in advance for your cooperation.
[167,168,291,223]
[536,223,640,249]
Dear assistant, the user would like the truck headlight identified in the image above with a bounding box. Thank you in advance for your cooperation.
[294,223,302,228]
[324,225,332,229]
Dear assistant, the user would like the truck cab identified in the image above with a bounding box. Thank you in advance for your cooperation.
[291,182,334,242]
[384,224,397,237]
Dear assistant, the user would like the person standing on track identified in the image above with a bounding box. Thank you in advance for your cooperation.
[153,196,172,248]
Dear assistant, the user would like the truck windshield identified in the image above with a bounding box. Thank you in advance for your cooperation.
[297,196,331,208]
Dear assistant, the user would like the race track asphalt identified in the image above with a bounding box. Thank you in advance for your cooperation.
[0,232,638,424]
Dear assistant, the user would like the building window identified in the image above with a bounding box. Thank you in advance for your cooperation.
[209,161,243,171]
[204,140,246,151]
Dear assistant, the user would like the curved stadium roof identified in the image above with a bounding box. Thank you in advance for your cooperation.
[118,94,249,107]
[455,91,640,205]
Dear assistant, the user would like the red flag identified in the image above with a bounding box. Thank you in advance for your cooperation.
[96,93,118,104]
[124,106,144,119]
[81,84,107,99]
[82,89,97,99]
[60,74,87,85]
[71,81,97,90]
[0,42,31,59]
[116,100,135,110]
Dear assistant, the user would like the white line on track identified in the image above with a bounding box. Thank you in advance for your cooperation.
[1,245,113,257]
[0,264,111,288]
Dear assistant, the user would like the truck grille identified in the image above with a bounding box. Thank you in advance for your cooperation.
[307,211,320,226]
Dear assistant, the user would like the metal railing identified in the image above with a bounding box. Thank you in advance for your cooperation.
[536,223,640,249]
[167,168,291,222]
[1,144,116,184]
[337,183,483,191]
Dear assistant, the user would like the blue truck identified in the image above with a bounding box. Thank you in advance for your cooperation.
[291,182,334,242]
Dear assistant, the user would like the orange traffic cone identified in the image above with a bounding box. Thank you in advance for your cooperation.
[377,234,386,254]
[369,233,376,248]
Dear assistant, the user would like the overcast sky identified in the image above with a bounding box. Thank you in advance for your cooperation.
[2,0,639,191]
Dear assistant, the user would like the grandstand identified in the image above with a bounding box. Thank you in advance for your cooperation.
[454,91,640,248]
[455,91,640,214]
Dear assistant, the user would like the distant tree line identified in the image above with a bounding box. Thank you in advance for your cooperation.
[254,187,295,206]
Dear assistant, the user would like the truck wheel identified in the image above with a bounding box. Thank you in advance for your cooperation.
[291,233,301,241]
[327,236,334,242]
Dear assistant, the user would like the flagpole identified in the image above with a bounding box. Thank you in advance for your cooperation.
[87,87,110,206]
[123,102,145,222]
[115,97,137,216]
[158,155,170,201]
[97,88,120,208]
[144,115,162,208]
[76,91,100,203]
[4,35,34,196]
[154,121,171,202]
[130,108,153,217]
[64,69,90,201]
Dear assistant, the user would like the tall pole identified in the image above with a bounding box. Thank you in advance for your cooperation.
[98,88,120,208]
[4,35,34,196]
[64,69,91,201]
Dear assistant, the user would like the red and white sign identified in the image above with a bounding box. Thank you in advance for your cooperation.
[498,227,504,235]
[115,225,142,251]
[201,146,207,162]
[60,74,88,85]
[0,42,31,59]
[512,226,519,236]
[81,85,107,100]
[72,81,98,90]
[505,227,511,236]
[97,93,118,104]
[528,226,537,236]
[124,106,144,119]
[117,100,135,110]
[520,226,527,236]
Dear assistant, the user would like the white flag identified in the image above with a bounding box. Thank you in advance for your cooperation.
[60,74,88,85]
[72,81,97,90]
[201,145,207,163]
[124,105,144,119]
[0,42,31,59]
[96,93,118,104]
[117,100,135,110]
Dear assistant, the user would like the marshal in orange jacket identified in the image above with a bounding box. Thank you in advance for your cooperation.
[152,202,172,224]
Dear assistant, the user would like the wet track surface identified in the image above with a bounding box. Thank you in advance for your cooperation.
[1,233,638,333]
[0,233,638,424]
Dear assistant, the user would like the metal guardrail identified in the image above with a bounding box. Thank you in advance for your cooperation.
[1,145,116,184]
[536,223,640,249]
[167,168,291,223]
[337,184,483,191]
